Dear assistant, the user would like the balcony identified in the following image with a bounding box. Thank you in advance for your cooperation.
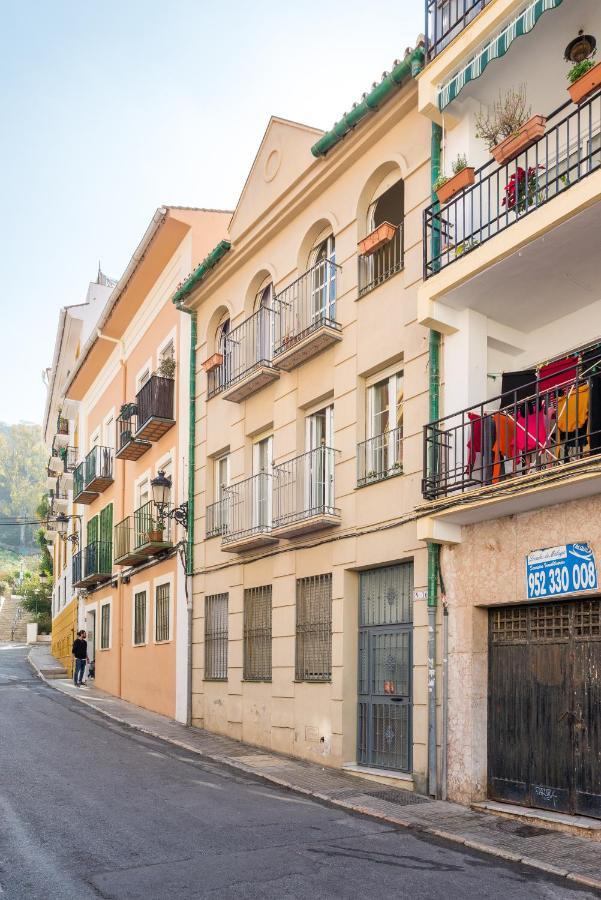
[135,375,175,441]
[357,427,403,487]
[221,307,280,402]
[73,461,97,504]
[221,473,278,552]
[113,501,173,566]
[272,446,340,537]
[61,446,78,473]
[206,498,228,539]
[420,357,601,531]
[425,0,491,62]
[272,260,342,370]
[47,454,64,477]
[115,405,151,461]
[51,478,69,512]
[84,445,114,493]
[72,541,112,588]
[358,224,403,298]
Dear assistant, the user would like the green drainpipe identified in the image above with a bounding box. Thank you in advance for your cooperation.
[311,47,425,157]
[427,121,443,798]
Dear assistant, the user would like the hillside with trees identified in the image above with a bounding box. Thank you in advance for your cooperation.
[0,422,47,554]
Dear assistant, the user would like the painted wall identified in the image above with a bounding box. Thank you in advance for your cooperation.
[51,599,78,677]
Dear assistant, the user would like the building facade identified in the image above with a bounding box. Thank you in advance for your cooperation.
[174,50,436,789]
[417,0,601,816]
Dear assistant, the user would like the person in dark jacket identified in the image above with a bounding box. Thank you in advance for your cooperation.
[72,631,89,687]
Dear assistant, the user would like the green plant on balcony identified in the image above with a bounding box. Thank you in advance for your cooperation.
[567,57,596,84]
[474,86,531,149]
[455,238,480,257]
[158,356,176,379]
[145,517,165,543]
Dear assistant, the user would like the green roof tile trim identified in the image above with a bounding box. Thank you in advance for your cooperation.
[172,239,232,305]
[438,0,563,111]
[311,46,425,157]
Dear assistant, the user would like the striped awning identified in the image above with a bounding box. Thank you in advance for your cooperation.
[438,0,563,110]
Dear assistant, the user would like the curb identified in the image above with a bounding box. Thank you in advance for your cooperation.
[28,650,601,891]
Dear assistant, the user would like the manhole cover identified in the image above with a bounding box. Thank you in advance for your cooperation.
[364,789,429,807]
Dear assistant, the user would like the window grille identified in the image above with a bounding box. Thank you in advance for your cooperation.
[205,593,228,680]
[155,583,170,642]
[295,574,332,681]
[100,604,110,649]
[134,590,146,645]
[243,586,272,681]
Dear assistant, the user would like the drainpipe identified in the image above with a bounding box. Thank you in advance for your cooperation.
[427,121,443,799]
[174,300,196,728]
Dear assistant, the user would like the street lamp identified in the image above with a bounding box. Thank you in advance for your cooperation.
[150,470,188,531]
[54,512,81,547]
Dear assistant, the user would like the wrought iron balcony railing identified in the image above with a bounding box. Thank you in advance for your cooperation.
[424,92,601,278]
[206,498,228,538]
[273,446,339,530]
[115,405,151,460]
[425,0,491,61]
[358,225,403,297]
[84,445,114,492]
[219,306,279,400]
[423,357,601,500]
[72,541,112,587]
[114,501,173,565]
[357,427,403,487]
[273,259,341,362]
[221,473,274,547]
[73,461,85,498]
[135,375,175,441]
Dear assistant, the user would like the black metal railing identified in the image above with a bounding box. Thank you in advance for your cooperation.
[72,549,83,586]
[117,404,138,450]
[54,477,68,501]
[426,0,491,60]
[84,445,113,486]
[207,367,225,399]
[357,427,403,487]
[63,446,77,472]
[423,357,601,500]
[84,541,112,579]
[56,416,69,436]
[222,473,272,545]
[206,498,228,538]
[73,461,85,498]
[273,446,339,528]
[114,517,135,562]
[424,92,601,278]
[358,224,403,297]
[136,375,174,429]
[221,306,277,390]
[132,500,172,550]
[273,259,340,357]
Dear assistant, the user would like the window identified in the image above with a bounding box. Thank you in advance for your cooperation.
[100,603,111,649]
[311,235,336,324]
[103,415,115,450]
[138,477,150,508]
[362,371,403,481]
[253,436,273,528]
[306,406,335,513]
[359,176,404,296]
[295,574,332,681]
[155,582,170,642]
[133,590,147,645]
[205,593,228,680]
[243,586,272,681]
[63,575,67,607]
[215,454,230,500]
[159,339,174,364]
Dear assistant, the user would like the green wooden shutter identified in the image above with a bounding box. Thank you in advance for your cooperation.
[87,515,98,545]
[99,504,113,568]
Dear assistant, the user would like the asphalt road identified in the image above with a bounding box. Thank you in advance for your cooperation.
[0,644,596,900]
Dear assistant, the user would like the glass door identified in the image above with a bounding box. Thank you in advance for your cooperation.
[253,436,273,530]
[311,236,336,326]
[306,406,334,514]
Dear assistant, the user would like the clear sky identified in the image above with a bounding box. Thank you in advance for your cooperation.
[0,0,424,426]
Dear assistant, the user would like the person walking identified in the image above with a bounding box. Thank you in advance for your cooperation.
[72,630,89,687]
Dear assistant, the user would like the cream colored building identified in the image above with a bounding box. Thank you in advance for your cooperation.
[174,46,436,789]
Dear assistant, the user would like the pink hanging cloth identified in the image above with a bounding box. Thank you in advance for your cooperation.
[515,407,549,453]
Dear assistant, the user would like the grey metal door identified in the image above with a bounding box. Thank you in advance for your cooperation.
[358,564,413,772]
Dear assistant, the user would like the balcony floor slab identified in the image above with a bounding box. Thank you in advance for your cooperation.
[115,439,151,461]
[73,490,100,505]
[271,512,340,538]
[273,325,341,372]
[135,417,175,442]
[221,531,278,552]
[222,366,279,403]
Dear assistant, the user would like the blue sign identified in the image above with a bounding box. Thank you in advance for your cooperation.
[526,543,598,600]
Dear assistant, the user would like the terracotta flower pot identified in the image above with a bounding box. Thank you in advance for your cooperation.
[436,167,475,204]
[202,352,224,373]
[358,222,397,256]
[490,115,547,166]
[568,61,601,105]
[147,529,164,543]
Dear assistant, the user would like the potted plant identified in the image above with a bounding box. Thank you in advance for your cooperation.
[120,402,136,419]
[475,87,546,166]
[146,519,165,543]
[502,165,543,214]
[158,356,176,379]
[434,155,475,204]
[567,56,601,104]
[358,222,397,256]
[203,352,224,373]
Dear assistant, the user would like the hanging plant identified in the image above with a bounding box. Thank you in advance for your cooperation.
[502,166,543,214]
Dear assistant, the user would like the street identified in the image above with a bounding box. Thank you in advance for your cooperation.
[0,644,595,900]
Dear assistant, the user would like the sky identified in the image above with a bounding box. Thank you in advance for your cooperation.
[0,0,423,426]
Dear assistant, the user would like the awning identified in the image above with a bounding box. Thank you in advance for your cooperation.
[437,0,564,111]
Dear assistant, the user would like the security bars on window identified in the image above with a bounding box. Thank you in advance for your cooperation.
[205,593,228,680]
[155,583,170,642]
[134,590,146,645]
[100,604,110,650]
[295,574,332,682]
[243,586,272,681]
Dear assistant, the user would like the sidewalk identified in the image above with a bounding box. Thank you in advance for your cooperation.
[29,645,601,891]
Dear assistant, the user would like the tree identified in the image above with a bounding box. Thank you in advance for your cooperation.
[9,571,52,635]
[0,423,48,551]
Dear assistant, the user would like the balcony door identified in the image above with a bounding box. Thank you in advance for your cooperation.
[306,406,334,514]
[256,283,274,366]
[311,235,336,326]
[367,372,403,477]
[253,436,273,530]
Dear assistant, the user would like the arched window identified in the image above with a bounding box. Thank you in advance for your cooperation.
[310,234,336,325]
[254,281,274,363]
[217,316,230,388]
[360,175,404,296]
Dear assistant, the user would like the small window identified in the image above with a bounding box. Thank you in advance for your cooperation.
[155,583,170,642]
[133,591,147,645]
[138,478,150,508]
[205,593,228,680]
[243,586,272,681]
[159,339,174,363]
[100,604,111,650]
[295,574,332,682]
[104,416,115,450]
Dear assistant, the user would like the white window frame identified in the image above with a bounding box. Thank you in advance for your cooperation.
[85,601,99,654]
[153,573,174,644]
[131,581,150,647]
[90,429,100,450]
[157,328,177,368]
[99,599,112,651]
[135,358,153,393]
[102,407,116,450]
[214,452,230,503]
[134,468,152,509]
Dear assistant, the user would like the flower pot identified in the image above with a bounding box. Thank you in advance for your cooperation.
[202,353,224,373]
[490,115,547,166]
[358,222,397,256]
[436,167,475,204]
[146,529,164,543]
[568,61,601,105]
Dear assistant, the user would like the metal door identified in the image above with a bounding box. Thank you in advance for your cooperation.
[358,564,413,772]
[488,599,601,818]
